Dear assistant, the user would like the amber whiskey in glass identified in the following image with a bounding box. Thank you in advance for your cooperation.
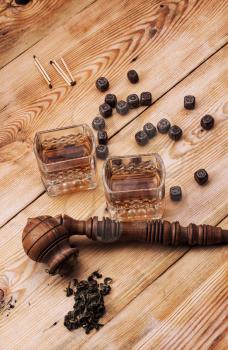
[103,153,165,220]
[34,124,97,196]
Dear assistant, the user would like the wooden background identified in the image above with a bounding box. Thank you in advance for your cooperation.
[0,0,227,349]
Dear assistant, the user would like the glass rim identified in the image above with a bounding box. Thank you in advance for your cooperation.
[102,152,165,194]
[33,123,96,166]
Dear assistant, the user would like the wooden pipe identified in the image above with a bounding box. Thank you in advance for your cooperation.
[22,215,228,274]
[22,215,79,275]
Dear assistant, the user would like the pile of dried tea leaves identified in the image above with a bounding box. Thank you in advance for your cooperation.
[64,271,112,334]
[0,291,17,317]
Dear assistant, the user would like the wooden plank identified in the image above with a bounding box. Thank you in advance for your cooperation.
[0,0,227,225]
[0,0,95,68]
[80,217,228,350]
[0,47,227,349]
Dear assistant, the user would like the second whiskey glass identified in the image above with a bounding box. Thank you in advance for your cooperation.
[102,153,165,220]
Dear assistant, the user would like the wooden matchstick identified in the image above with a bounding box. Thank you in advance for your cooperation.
[50,60,72,86]
[33,55,52,89]
[60,57,76,86]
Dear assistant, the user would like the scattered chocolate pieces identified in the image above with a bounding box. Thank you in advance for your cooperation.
[184,95,195,110]
[135,130,149,146]
[157,118,171,134]
[194,169,208,185]
[96,145,109,159]
[116,100,129,115]
[92,74,217,205]
[170,186,182,201]
[99,103,112,118]
[127,94,140,109]
[140,92,152,106]
[200,114,214,130]
[96,77,109,92]
[143,123,157,139]
[105,94,117,108]
[127,69,139,84]
[92,117,106,131]
[64,272,112,334]
[168,125,183,141]
[97,130,108,145]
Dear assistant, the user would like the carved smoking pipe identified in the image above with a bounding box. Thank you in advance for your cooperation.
[22,215,228,275]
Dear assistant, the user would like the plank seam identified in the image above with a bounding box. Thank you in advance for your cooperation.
[0,190,45,229]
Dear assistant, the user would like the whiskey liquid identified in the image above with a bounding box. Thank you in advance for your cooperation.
[110,172,161,192]
[40,134,92,163]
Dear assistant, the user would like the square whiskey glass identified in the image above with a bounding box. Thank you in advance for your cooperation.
[34,124,97,196]
[102,153,165,220]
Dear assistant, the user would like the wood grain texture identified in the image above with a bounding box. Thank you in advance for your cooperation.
[0,47,227,349]
[208,331,228,350]
[0,0,227,225]
[80,217,228,350]
[0,0,95,68]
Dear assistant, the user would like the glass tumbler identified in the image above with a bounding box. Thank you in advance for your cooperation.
[102,153,165,220]
[34,124,97,196]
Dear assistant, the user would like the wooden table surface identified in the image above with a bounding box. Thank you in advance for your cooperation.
[0,0,227,349]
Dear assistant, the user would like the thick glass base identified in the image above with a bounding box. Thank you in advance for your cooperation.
[42,171,97,197]
[106,200,165,221]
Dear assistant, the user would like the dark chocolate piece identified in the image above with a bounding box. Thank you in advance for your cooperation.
[116,100,129,115]
[127,94,140,109]
[170,186,182,201]
[157,118,171,134]
[92,116,105,131]
[96,145,109,159]
[97,130,108,145]
[127,70,139,84]
[194,169,208,185]
[200,115,214,130]
[140,92,152,106]
[105,94,117,108]
[143,123,157,139]
[135,130,149,146]
[184,95,195,110]
[99,103,112,118]
[168,125,183,141]
[96,77,109,92]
